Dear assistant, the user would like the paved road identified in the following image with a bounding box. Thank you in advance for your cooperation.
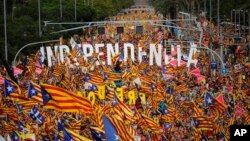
[134,0,149,5]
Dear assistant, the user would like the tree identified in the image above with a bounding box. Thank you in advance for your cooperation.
[0,0,134,65]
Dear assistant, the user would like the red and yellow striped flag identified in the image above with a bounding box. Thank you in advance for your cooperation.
[193,116,213,131]
[109,116,135,141]
[28,82,43,104]
[65,128,92,141]
[41,84,92,114]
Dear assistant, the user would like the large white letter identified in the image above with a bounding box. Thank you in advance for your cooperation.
[95,43,105,65]
[54,45,60,63]
[234,129,241,136]
[46,46,53,67]
[241,129,247,136]
[82,44,93,61]
[59,45,70,64]
[40,46,45,62]
[107,43,119,65]
[149,44,162,66]
[124,43,135,62]
[138,47,147,63]
[186,43,198,68]
[176,45,182,67]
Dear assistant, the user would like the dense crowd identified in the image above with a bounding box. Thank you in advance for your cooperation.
[0,4,250,141]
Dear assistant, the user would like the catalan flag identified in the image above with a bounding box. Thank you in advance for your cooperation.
[113,95,125,121]
[4,78,27,102]
[10,131,20,141]
[65,128,92,141]
[103,115,134,141]
[115,93,135,122]
[0,120,16,135]
[52,65,64,78]
[91,105,105,133]
[28,81,43,104]
[139,114,159,133]
[30,106,45,123]
[112,53,122,65]
[245,114,250,124]
[204,92,227,115]
[88,72,105,86]
[41,84,92,114]
[182,101,202,116]
[102,115,120,141]
[90,128,102,141]
[192,116,213,131]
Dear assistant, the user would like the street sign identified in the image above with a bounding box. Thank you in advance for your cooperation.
[221,68,227,75]
[210,62,217,70]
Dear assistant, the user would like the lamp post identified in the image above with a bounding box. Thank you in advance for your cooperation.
[235,9,237,34]
[231,9,234,23]
[12,6,16,21]
[244,10,247,36]
[60,0,62,19]
[204,0,206,15]
[38,0,42,37]
[4,0,8,61]
[209,0,212,29]
[217,0,219,37]
[75,0,77,21]
[239,10,243,37]
[209,0,212,51]
[249,10,250,35]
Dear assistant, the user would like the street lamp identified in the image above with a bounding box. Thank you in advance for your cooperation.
[239,10,243,36]
[248,10,250,35]
[12,6,16,21]
[60,0,62,19]
[217,0,219,37]
[231,9,235,23]
[4,0,8,61]
[243,10,248,36]
[38,0,42,37]
[234,9,237,34]
[204,0,206,15]
[75,0,77,21]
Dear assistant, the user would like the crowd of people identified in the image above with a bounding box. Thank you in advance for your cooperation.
[0,3,250,141]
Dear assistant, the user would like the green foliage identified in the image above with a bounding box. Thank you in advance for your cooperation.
[0,0,134,64]
[152,0,249,21]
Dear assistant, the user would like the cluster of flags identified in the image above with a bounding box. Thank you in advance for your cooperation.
[1,6,249,141]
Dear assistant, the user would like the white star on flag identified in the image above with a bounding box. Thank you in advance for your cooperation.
[115,134,119,140]
[207,98,212,104]
[31,89,36,94]
[195,121,199,125]
[7,85,13,92]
